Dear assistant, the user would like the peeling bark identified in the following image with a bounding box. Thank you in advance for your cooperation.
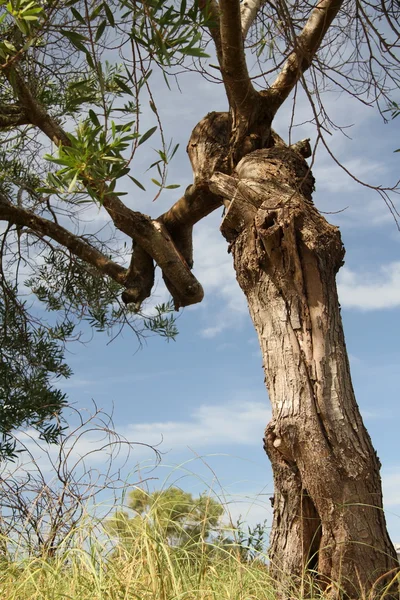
[211,147,399,596]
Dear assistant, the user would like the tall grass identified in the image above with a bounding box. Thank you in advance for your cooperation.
[1,498,399,600]
[0,508,276,600]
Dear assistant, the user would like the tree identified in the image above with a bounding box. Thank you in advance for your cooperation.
[0,0,399,594]
[106,487,224,549]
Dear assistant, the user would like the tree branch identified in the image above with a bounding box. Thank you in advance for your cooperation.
[199,0,223,65]
[241,0,267,39]
[0,196,128,285]
[0,103,30,129]
[4,68,204,308]
[4,69,70,146]
[218,0,259,117]
[98,192,204,308]
[122,243,154,306]
[264,0,345,114]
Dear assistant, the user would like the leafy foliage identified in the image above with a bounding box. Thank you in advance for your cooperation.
[217,517,268,563]
[0,287,70,459]
[107,487,224,549]
[0,0,208,448]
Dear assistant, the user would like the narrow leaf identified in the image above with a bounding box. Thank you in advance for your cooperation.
[71,7,86,24]
[128,175,146,191]
[95,19,107,42]
[114,77,133,96]
[138,126,157,146]
[88,109,100,126]
[68,171,79,192]
[103,2,115,26]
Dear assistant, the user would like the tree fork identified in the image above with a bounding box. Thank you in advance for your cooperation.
[211,147,399,596]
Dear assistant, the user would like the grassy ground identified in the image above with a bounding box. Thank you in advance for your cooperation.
[0,517,278,600]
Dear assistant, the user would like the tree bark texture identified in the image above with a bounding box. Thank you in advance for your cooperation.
[210,147,399,596]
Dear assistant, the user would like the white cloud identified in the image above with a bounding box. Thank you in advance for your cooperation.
[123,400,271,451]
[338,262,400,310]
[223,493,272,532]
[382,469,400,507]
[192,218,248,337]
[314,158,387,194]
[7,399,270,483]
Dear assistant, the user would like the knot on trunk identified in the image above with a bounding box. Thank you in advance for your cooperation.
[236,147,315,201]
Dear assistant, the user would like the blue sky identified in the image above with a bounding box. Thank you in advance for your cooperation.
[14,63,400,542]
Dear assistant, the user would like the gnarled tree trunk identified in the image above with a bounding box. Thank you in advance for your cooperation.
[210,146,399,597]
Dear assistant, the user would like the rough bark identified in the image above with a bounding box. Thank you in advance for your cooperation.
[210,148,399,597]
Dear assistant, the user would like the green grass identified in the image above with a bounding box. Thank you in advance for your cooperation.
[0,515,276,600]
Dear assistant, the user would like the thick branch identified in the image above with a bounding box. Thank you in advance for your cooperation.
[199,0,223,65]
[99,193,204,308]
[0,197,128,285]
[160,185,222,233]
[122,243,155,306]
[5,68,204,308]
[264,0,345,114]
[0,103,30,129]
[4,69,70,146]
[241,0,266,39]
[218,0,259,117]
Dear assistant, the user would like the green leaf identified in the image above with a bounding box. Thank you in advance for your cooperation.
[103,2,114,27]
[128,175,146,191]
[180,46,209,57]
[114,77,133,96]
[86,52,95,69]
[180,0,187,18]
[165,184,180,189]
[95,19,107,42]
[170,143,179,160]
[1,40,17,53]
[90,3,103,19]
[60,29,88,43]
[151,178,161,187]
[36,187,57,194]
[71,7,86,24]
[68,171,79,192]
[88,109,100,126]
[117,167,130,177]
[138,126,157,146]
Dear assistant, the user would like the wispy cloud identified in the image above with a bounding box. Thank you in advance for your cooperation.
[314,158,387,194]
[9,399,271,477]
[192,218,248,337]
[382,469,400,507]
[123,400,271,451]
[338,262,400,310]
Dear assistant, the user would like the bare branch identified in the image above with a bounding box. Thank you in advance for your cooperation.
[98,193,204,308]
[0,104,30,129]
[241,0,267,39]
[218,0,259,116]
[264,0,345,114]
[0,195,128,285]
[199,0,223,64]
[122,243,155,306]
